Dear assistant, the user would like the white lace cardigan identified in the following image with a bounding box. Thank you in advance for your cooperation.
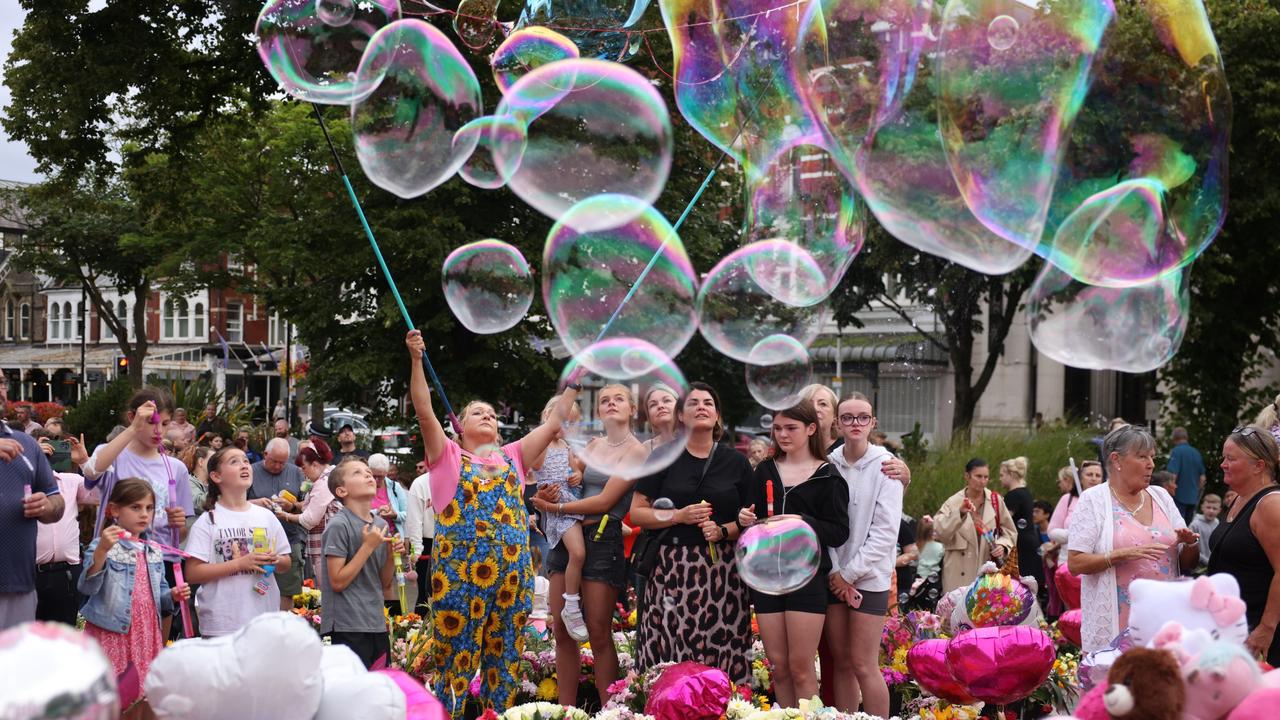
[1066,482,1186,653]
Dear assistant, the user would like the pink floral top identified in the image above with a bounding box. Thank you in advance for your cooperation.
[1113,494,1178,630]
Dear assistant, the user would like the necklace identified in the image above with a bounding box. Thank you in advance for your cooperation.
[1111,487,1145,515]
[606,433,634,448]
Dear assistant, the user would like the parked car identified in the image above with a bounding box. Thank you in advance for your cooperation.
[374,426,415,456]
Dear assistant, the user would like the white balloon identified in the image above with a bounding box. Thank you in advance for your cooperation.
[316,645,404,720]
[146,612,324,719]
[0,621,118,719]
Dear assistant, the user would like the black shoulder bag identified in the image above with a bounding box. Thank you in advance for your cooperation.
[630,446,717,584]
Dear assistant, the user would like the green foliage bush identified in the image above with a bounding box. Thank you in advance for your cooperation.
[63,377,134,447]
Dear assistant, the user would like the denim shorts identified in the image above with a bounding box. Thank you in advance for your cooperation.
[544,520,627,589]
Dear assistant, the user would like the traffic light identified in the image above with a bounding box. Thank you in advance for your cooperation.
[117,357,129,374]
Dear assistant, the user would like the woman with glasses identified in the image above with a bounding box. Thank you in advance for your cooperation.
[1067,424,1200,654]
[934,458,1016,593]
[822,393,903,717]
[1207,425,1280,663]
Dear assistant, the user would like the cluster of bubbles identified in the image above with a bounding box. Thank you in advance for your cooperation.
[254,0,1229,486]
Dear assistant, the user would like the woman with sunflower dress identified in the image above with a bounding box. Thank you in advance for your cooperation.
[406,331,581,716]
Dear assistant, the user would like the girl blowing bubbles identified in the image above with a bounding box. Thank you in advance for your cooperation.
[184,447,291,637]
[79,478,191,690]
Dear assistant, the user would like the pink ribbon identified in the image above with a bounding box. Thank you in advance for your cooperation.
[1189,576,1246,627]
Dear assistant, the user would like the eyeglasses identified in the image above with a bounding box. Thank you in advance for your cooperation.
[838,413,874,427]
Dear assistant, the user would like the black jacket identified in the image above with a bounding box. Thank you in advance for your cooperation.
[746,459,851,575]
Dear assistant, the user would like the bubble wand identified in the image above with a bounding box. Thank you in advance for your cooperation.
[391,539,409,615]
[310,103,461,435]
[1069,457,1083,497]
[154,412,194,638]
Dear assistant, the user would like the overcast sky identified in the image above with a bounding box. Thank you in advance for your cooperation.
[0,0,40,183]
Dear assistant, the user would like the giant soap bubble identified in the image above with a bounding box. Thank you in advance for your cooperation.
[543,194,698,366]
[745,335,813,410]
[559,339,690,479]
[256,0,401,105]
[937,0,1114,249]
[454,0,501,50]
[1027,261,1189,373]
[454,115,528,189]
[1037,0,1230,287]
[495,59,673,231]
[736,515,821,595]
[697,242,824,363]
[442,240,534,334]
[491,26,580,93]
[351,19,482,198]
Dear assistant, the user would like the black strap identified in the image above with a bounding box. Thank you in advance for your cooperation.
[1209,485,1280,556]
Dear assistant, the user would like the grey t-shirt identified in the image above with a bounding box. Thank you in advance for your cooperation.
[581,466,634,522]
[320,506,389,634]
[250,461,306,546]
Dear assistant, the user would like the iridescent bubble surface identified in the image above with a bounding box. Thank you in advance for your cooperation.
[515,0,649,60]
[491,26,580,93]
[744,143,866,305]
[745,335,813,410]
[496,59,673,230]
[559,339,690,479]
[441,239,534,334]
[1039,0,1229,287]
[543,195,698,365]
[736,515,821,595]
[454,115,528,190]
[256,0,400,105]
[350,19,483,199]
[938,0,1114,249]
[1027,261,1189,373]
[697,242,824,363]
[454,0,501,50]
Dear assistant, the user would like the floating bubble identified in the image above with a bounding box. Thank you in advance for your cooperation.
[516,0,648,61]
[1027,261,1189,373]
[965,571,1035,627]
[491,26,580,94]
[986,14,1019,51]
[316,0,355,27]
[743,143,866,305]
[745,335,812,411]
[454,115,528,190]
[735,515,821,595]
[697,242,824,363]
[663,0,822,174]
[653,497,675,523]
[849,0,1034,274]
[441,240,534,334]
[543,195,697,363]
[454,0,500,50]
[351,19,483,199]
[1039,1,1229,287]
[937,0,1113,250]
[559,339,690,479]
[496,59,672,228]
[256,0,400,105]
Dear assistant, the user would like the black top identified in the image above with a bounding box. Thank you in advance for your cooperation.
[1005,487,1045,584]
[637,445,753,547]
[746,459,851,575]
[896,515,918,591]
[1208,486,1280,665]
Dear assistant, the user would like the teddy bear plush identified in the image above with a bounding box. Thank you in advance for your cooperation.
[1070,647,1185,720]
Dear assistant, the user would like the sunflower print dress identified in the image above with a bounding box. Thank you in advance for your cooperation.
[429,449,533,717]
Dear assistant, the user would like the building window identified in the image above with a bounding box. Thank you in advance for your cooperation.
[226,302,243,343]
[62,301,72,340]
[268,312,290,346]
[163,298,174,338]
[50,303,61,340]
[194,302,205,339]
[105,299,129,341]
[18,303,29,340]
[176,298,189,338]
[3,301,12,340]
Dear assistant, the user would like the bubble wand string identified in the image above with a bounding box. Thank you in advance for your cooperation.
[310,102,462,435]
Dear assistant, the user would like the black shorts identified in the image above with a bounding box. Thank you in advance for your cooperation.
[751,572,836,615]
[327,631,390,669]
[545,520,627,589]
[845,588,891,616]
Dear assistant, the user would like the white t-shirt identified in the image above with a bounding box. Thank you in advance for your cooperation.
[186,503,291,637]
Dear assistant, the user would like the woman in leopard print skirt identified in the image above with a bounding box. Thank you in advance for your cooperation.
[631,382,753,682]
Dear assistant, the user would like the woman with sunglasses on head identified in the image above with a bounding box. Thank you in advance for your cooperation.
[1207,425,1280,664]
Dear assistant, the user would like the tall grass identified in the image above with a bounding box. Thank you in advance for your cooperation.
[903,425,1104,517]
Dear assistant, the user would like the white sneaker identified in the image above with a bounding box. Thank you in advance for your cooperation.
[561,605,589,642]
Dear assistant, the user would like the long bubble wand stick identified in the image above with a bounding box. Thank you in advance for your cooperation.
[1069,457,1083,497]
[310,103,462,435]
[154,413,194,638]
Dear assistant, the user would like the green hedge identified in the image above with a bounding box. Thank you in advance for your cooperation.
[903,425,1103,518]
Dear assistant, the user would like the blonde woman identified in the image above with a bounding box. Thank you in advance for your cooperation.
[999,456,1045,592]
[1253,394,1280,446]
[800,384,841,452]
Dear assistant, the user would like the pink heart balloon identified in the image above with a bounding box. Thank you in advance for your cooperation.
[1055,563,1081,610]
[1058,608,1082,647]
[374,669,449,720]
[946,626,1056,705]
[907,638,977,705]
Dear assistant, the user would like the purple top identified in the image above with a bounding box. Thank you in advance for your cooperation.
[88,446,194,558]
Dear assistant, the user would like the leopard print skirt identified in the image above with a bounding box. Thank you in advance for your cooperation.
[637,541,752,683]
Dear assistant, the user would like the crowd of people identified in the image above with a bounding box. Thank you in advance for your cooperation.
[6,357,1280,718]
